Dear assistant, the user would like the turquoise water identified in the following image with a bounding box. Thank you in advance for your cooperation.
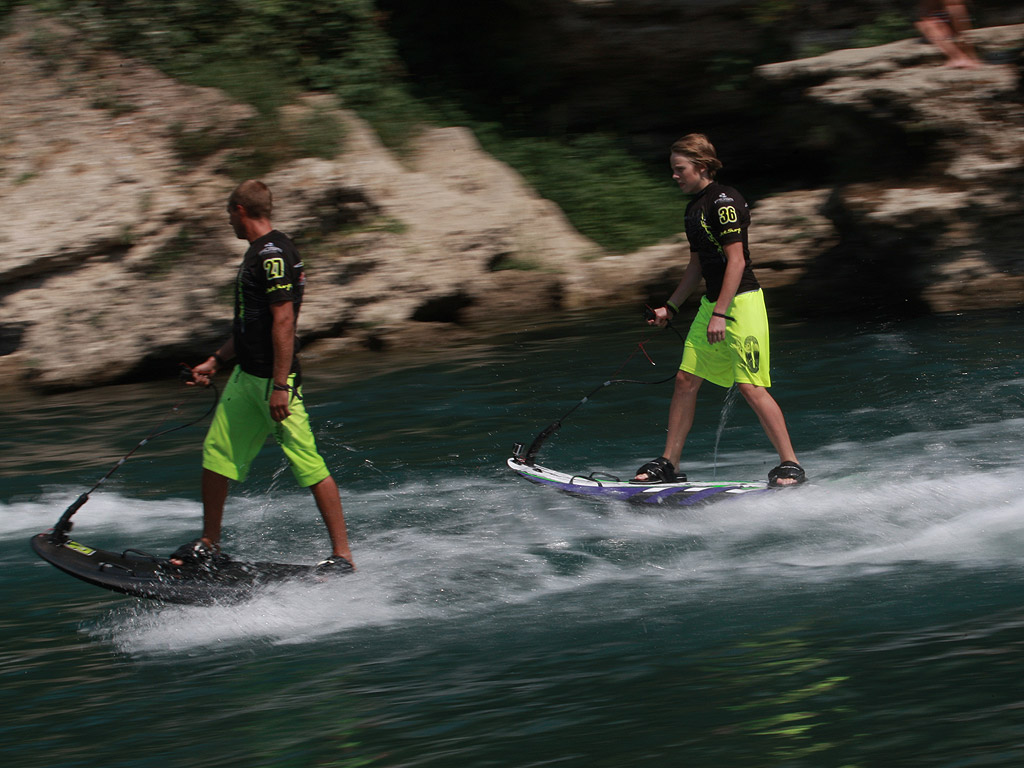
[3,309,1024,767]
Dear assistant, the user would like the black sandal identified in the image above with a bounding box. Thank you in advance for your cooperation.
[768,461,807,487]
[168,538,229,570]
[631,457,684,484]
[313,555,355,574]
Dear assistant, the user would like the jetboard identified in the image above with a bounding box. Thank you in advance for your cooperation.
[507,456,774,506]
[30,532,346,604]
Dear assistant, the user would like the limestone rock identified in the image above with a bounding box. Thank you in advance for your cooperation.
[757,24,1024,314]
[4,7,1024,391]
[0,9,601,390]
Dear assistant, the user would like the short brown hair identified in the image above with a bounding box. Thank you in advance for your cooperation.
[228,180,273,219]
[670,134,723,178]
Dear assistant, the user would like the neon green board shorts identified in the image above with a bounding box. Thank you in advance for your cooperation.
[680,289,772,389]
[202,368,331,487]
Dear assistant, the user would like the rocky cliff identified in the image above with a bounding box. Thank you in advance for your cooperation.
[2,9,1023,391]
[0,10,604,391]
[380,0,1024,153]
[755,23,1024,315]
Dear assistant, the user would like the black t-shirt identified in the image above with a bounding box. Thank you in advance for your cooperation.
[684,182,760,301]
[232,230,304,378]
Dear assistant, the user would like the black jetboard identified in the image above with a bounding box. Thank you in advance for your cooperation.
[31,533,345,604]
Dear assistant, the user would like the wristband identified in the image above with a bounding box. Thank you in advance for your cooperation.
[212,352,225,366]
[273,383,292,392]
[711,312,736,321]
[665,300,679,316]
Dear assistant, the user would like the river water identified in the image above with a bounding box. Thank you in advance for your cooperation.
[3,309,1024,767]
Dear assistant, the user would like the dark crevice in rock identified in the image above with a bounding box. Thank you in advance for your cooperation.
[307,189,380,236]
[334,261,378,285]
[0,323,27,357]
[486,252,518,271]
[411,292,474,323]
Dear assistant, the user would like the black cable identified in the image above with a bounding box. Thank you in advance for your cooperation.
[516,312,686,466]
[49,366,219,542]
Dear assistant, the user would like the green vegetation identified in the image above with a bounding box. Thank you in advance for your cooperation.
[852,11,915,48]
[471,129,682,254]
[363,215,408,236]
[294,106,347,160]
[708,54,757,94]
[132,227,190,279]
[2,0,689,253]
[490,255,543,272]
[168,110,345,179]
[89,89,139,117]
[22,0,422,133]
[0,0,936,252]
[798,10,916,56]
[226,109,347,180]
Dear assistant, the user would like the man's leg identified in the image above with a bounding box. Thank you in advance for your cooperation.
[663,370,703,468]
[191,367,266,556]
[916,17,977,67]
[737,383,800,484]
[201,467,230,546]
[169,468,229,565]
[945,1,981,65]
[635,370,703,480]
[309,474,354,566]
[275,381,354,566]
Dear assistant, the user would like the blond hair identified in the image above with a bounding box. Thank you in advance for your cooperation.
[228,180,273,219]
[670,133,723,178]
